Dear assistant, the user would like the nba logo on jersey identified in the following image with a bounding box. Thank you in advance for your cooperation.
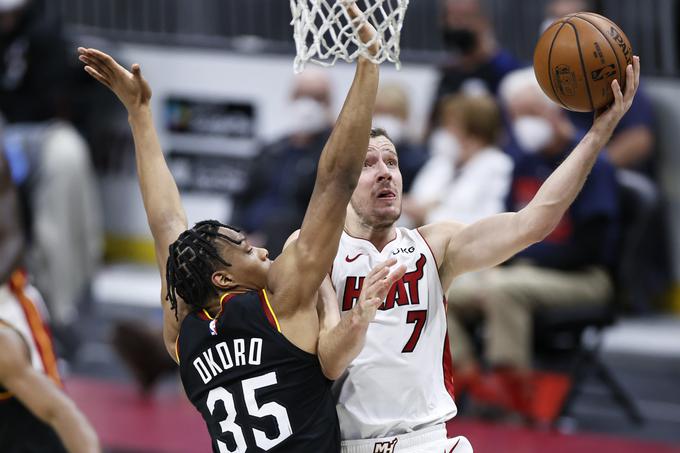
[373,438,398,453]
[209,319,217,336]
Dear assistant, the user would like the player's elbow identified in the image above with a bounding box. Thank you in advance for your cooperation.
[517,209,556,245]
[321,362,344,381]
[317,350,345,381]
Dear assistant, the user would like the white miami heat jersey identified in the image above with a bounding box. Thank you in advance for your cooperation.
[0,273,59,383]
[331,227,457,440]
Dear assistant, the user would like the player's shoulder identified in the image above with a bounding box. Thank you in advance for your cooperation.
[417,221,466,263]
[418,221,466,241]
[0,323,30,375]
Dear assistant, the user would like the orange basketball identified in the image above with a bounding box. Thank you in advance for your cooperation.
[533,12,633,112]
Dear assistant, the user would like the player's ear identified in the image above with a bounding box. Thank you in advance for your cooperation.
[212,270,234,290]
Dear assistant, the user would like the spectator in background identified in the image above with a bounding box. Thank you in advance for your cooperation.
[543,0,657,176]
[233,68,333,256]
[427,0,521,165]
[372,82,427,193]
[0,0,102,352]
[446,68,619,419]
[406,93,512,226]
[435,0,521,100]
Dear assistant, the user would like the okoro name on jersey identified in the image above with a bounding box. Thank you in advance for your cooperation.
[193,337,263,384]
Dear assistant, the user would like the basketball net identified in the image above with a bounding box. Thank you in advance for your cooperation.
[290,0,410,73]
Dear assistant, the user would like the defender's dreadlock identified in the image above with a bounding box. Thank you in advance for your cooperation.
[165,220,242,316]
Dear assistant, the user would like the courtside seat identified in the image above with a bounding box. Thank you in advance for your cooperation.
[532,169,664,426]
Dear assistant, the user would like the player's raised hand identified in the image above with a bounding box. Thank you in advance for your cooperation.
[78,47,152,112]
[354,258,406,324]
[344,1,379,56]
[593,55,640,129]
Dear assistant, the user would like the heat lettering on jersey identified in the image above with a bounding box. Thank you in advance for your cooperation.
[341,254,427,312]
[193,338,263,384]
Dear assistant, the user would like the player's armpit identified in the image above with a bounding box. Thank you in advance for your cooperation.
[417,221,465,288]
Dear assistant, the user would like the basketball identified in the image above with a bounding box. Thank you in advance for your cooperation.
[533,12,633,112]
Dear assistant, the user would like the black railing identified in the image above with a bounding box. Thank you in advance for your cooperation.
[49,0,678,76]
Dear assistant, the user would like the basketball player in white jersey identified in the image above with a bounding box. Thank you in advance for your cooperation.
[0,149,100,453]
[305,57,640,452]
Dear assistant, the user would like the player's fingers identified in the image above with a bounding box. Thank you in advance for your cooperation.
[83,66,111,88]
[624,64,635,99]
[131,63,143,79]
[366,297,382,308]
[78,54,95,67]
[366,265,390,287]
[611,79,623,108]
[87,48,118,69]
[86,48,124,79]
[83,50,115,80]
[633,55,640,92]
[386,264,407,285]
[366,258,397,282]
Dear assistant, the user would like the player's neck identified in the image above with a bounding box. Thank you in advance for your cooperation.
[344,212,397,252]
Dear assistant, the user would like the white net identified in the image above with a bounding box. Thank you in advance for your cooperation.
[290,0,410,73]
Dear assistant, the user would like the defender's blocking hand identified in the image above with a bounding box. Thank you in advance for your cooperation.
[78,47,152,112]
[354,258,406,325]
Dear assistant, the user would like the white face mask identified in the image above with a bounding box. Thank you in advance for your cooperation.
[372,114,407,144]
[512,116,554,154]
[428,128,460,160]
[288,97,328,135]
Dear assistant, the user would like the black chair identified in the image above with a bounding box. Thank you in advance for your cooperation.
[532,170,663,426]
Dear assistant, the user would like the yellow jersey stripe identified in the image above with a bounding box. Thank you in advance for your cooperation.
[262,289,281,333]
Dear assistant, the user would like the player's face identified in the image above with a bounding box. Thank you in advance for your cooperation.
[216,228,271,291]
[350,136,403,228]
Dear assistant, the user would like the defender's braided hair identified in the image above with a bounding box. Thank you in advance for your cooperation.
[166,220,242,316]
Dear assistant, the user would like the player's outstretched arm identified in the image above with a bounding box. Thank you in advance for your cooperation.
[0,326,101,453]
[426,57,640,289]
[269,5,380,306]
[78,48,188,358]
[317,259,405,380]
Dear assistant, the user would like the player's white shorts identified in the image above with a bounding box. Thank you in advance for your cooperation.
[340,424,473,453]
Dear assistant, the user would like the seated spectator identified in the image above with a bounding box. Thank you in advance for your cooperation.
[406,93,512,225]
[543,0,656,176]
[0,0,102,349]
[434,0,521,100]
[232,68,332,256]
[372,82,427,193]
[446,68,620,418]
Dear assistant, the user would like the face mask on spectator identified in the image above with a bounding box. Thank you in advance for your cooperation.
[288,97,328,135]
[428,128,461,160]
[512,116,554,154]
[372,114,406,144]
[442,27,478,55]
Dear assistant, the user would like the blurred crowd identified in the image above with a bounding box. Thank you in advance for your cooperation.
[0,0,673,425]
[231,0,671,419]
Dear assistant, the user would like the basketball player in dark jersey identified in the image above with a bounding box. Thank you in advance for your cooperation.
[0,148,100,453]
[78,4,404,451]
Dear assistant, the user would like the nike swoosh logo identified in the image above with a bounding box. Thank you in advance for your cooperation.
[345,253,362,263]
[447,439,460,453]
